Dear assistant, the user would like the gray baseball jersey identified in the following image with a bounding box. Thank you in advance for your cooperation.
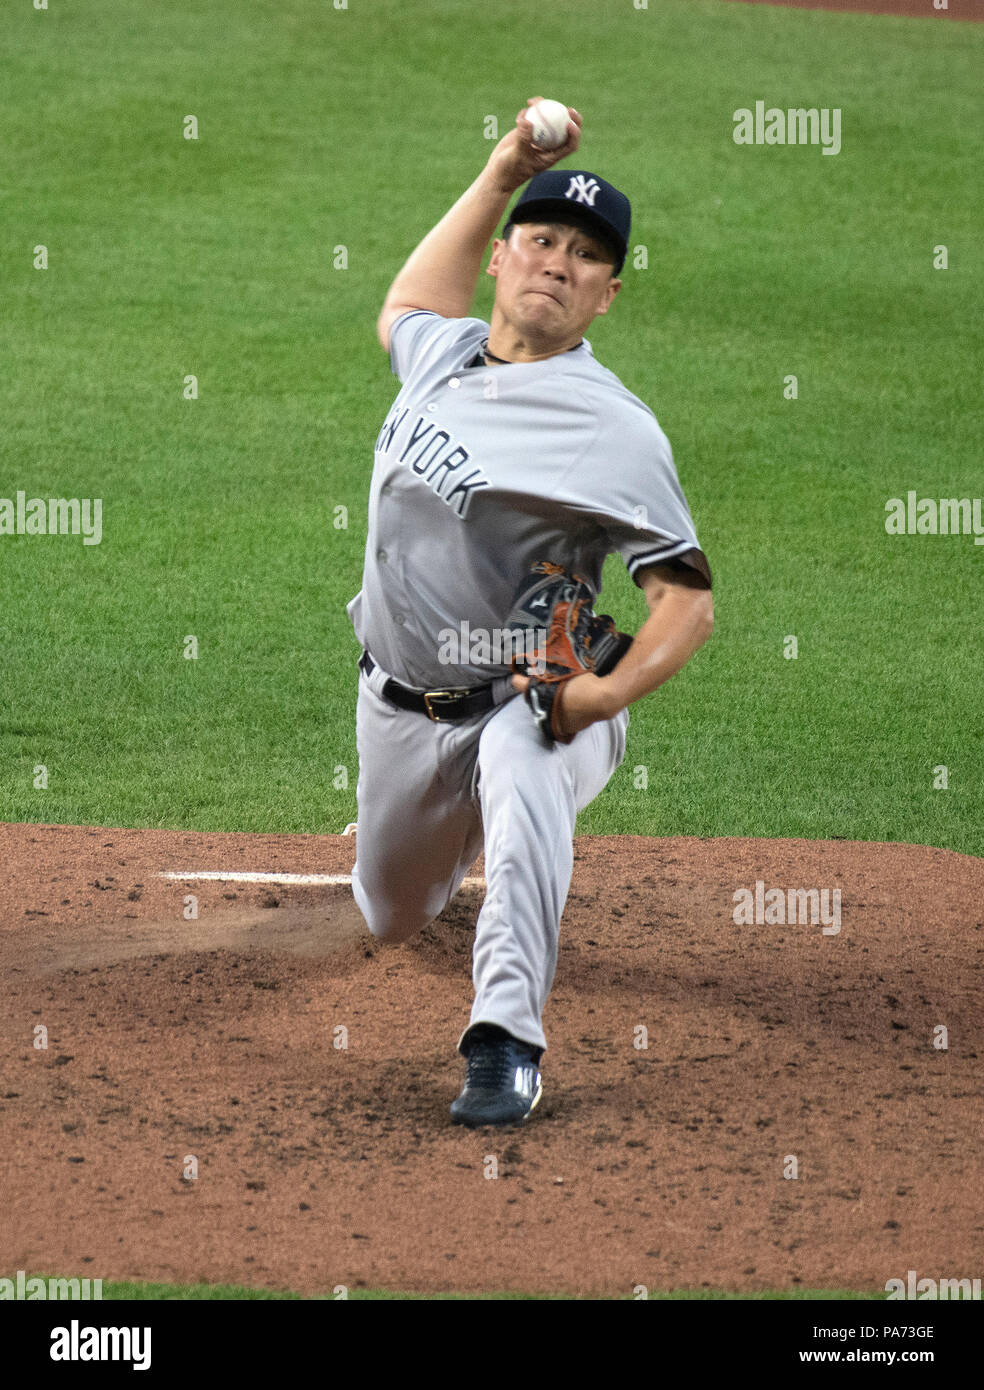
[347,310,710,689]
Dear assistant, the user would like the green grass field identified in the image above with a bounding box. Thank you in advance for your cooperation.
[1,0,980,851]
[26,1276,887,1301]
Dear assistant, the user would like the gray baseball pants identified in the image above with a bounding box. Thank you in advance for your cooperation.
[351,655,629,1054]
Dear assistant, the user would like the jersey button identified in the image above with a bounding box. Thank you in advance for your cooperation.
[393,613,406,626]
[426,403,437,412]
[377,549,388,562]
[448,377,460,389]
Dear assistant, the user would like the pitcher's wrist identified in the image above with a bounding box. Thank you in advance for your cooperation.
[477,161,524,200]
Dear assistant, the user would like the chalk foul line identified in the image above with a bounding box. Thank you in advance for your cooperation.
[157,871,487,888]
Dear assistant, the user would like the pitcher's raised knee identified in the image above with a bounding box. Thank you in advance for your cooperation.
[352,877,433,943]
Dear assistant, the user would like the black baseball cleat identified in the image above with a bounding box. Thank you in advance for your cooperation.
[450,1023,543,1127]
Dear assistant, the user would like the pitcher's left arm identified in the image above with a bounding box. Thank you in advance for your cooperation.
[511,564,713,741]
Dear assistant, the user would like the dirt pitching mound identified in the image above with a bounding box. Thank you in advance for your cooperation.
[1,822,981,1297]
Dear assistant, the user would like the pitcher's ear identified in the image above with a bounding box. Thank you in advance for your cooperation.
[596,278,622,313]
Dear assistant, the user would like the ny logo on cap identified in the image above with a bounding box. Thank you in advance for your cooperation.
[564,175,601,207]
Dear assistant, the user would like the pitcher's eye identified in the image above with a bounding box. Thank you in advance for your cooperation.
[532,235,596,258]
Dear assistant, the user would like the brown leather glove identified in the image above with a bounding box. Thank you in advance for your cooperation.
[504,561,632,744]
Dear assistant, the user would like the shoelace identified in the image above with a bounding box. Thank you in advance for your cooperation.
[465,1041,533,1089]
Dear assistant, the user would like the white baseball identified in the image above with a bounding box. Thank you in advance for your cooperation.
[522,98,571,151]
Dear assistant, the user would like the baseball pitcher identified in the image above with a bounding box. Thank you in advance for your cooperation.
[347,99,713,1126]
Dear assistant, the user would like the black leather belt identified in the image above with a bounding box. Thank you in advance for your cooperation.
[359,651,497,723]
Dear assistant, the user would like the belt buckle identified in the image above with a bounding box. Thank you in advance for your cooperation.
[423,689,462,722]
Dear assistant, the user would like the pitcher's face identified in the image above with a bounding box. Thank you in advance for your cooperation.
[486,221,621,351]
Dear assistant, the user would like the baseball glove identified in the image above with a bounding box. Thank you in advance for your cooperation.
[504,560,632,745]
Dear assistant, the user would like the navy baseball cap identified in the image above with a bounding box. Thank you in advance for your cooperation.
[503,169,631,276]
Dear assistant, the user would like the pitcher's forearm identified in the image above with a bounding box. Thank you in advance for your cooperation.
[381,168,517,320]
[604,587,714,711]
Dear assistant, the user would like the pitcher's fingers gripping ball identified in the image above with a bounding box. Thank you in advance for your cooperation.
[521,98,573,150]
[506,561,632,745]
[509,96,582,175]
